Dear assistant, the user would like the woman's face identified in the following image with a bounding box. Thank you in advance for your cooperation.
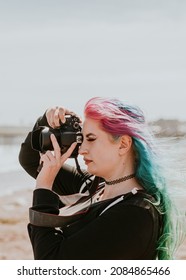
[78,118,122,178]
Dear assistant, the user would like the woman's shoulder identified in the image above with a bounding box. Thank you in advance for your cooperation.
[111,190,161,226]
[97,190,160,219]
[119,190,160,216]
[123,190,157,207]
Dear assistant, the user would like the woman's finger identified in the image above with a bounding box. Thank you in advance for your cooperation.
[46,106,81,128]
[40,153,50,164]
[53,107,61,127]
[58,107,66,123]
[46,108,55,127]
[61,142,77,163]
[50,134,61,159]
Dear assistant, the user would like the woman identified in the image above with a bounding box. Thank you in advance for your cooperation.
[19,97,179,260]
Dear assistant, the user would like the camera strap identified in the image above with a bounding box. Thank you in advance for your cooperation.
[29,176,101,228]
[29,185,140,229]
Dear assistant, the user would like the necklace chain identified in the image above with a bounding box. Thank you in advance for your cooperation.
[105,174,135,186]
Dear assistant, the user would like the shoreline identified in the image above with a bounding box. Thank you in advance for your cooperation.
[0,171,185,260]
[0,169,35,197]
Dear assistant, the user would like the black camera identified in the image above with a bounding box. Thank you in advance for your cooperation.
[31,115,83,158]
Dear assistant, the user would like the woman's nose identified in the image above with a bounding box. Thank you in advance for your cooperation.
[78,142,87,155]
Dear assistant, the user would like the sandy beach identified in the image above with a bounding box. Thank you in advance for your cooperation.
[0,170,34,260]
[0,170,186,260]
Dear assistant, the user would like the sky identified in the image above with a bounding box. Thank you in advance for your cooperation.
[0,0,186,125]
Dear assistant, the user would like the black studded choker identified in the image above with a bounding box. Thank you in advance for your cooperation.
[105,174,135,185]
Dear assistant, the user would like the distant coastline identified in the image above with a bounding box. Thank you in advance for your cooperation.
[149,119,186,137]
[0,119,186,144]
[0,125,31,145]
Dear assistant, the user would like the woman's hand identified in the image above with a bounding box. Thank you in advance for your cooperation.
[36,134,77,190]
[46,106,78,128]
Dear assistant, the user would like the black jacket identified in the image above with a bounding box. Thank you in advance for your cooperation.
[19,114,161,260]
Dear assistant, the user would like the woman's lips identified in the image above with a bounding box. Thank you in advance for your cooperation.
[84,159,93,165]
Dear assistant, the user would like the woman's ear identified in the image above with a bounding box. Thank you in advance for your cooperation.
[118,135,132,155]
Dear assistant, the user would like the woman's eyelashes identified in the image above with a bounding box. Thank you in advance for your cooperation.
[86,137,96,142]
[83,133,97,142]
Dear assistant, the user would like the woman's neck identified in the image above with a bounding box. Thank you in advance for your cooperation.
[100,178,143,201]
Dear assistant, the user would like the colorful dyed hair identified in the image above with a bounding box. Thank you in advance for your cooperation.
[84,96,182,259]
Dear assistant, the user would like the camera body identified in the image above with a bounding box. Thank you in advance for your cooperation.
[31,115,83,158]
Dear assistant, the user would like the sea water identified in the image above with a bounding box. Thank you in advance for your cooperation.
[0,137,185,196]
[0,144,21,173]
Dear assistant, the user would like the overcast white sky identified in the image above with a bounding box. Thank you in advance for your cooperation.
[0,0,186,125]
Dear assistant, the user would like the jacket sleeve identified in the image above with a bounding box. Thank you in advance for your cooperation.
[18,113,48,179]
[27,189,157,260]
[18,113,92,195]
